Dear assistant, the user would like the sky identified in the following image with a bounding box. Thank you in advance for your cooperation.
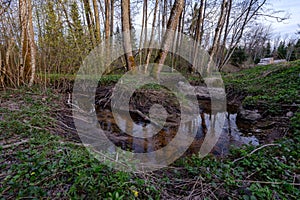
[134,0,300,40]
[265,0,300,38]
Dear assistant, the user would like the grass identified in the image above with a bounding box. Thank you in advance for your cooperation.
[0,88,159,199]
[1,61,300,199]
[223,60,300,114]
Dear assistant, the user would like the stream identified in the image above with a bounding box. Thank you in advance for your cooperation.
[96,101,259,157]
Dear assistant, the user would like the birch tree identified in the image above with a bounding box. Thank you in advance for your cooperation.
[20,0,36,86]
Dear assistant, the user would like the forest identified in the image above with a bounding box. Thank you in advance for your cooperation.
[0,0,300,199]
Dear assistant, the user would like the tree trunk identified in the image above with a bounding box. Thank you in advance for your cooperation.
[110,0,114,37]
[162,0,167,32]
[19,0,27,82]
[218,0,232,68]
[143,0,148,58]
[138,0,146,65]
[83,0,96,47]
[20,0,35,86]
[144,0,159,71]
[105,0,110,40]
[27,0,36,86]
[121,0,135,71]
[151,0,184,79]
[192,0,206,72]
[5,38,14,87]
[207,0,228,75]
[92,0,101,43]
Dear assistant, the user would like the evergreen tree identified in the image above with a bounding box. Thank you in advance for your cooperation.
[230,46,247,67]
[265,42,271,57]
[294,39,300,60]
[277,41,287,59]
[43,1,65,73]
[68,1,86,71]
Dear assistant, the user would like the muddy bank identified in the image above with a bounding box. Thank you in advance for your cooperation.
[72,83,281,156]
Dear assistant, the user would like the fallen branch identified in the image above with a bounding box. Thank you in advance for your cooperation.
[233,143,280,163]
[1,139,29,149]
[234,179,300,186]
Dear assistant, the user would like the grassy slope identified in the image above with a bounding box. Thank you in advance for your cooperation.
[0,61,299,199]
[223,60,300,114]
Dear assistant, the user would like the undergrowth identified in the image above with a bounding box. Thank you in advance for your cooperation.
[223,60,300,114]
[1,61,299,199]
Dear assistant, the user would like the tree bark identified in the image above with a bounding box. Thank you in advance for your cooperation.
[27,0,36,86]
[138,0,146,65]
[207,0,228,74]
[144,0,159,71]
[105,0,110,40]
[92,0,101,43]
[192,0,206,72]
[83,0,96,47]
[19,0,27,82]
[218,0,232,68]
[121,0,135,71]
[151,0,185,79]
[110,0,114,37]
[19,0,35,86]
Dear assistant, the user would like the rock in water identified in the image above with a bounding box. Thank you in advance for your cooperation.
[237,107,262,122]
[286,111,294,118]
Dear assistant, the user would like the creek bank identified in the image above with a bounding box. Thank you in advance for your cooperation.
[52,70,293,155]
[83,81,285,155]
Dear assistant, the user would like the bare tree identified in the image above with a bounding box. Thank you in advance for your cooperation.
[219,0,269,69]
[121,0,135,71]
[151,0,185,79]
[110,0,114,37]
[207,0,228,74]
[144,0,159,71]
[83,0,96,47]
[20,0,36,86]
[105,0,111,40]
[27,0,36,86]
[92,0,101,43]
[192,0,206,72]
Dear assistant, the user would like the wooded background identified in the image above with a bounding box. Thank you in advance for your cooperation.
[0,0,299,87]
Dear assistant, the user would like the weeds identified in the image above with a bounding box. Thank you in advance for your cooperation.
[1,61,299,199]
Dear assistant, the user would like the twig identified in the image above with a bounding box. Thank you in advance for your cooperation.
[187,176,201,199]
[1,139,29,149]
[233,143,280,163]
[234,179,300,186]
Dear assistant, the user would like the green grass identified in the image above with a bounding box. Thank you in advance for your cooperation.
[0,88,159,199]
[223,60,300,114]
[1,61,300,199]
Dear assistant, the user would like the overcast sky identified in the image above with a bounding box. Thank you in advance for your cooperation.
[266,0,300,38]
[135,0,299,40]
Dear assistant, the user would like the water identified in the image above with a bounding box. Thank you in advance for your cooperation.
[96,105,259,157]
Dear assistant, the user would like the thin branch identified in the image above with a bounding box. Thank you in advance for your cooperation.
[233,143,280,163]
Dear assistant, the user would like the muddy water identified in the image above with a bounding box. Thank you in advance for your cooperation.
[96,101,259,157]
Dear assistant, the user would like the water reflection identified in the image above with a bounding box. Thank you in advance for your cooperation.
[97,108,259,157]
